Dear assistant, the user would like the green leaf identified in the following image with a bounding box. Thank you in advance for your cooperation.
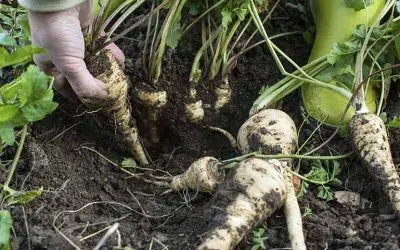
[1,45,45,68]
[345,0,374,11]
[221,10,232,28]
[0,122,14,146]
[0,105,18,123]
[4,187,43,205]
[327,41,361,71]
[0,32,16,46]
[0,210,12,250]
[317,186,334,201]
[387,116,400,129]
[166,18,182,49]
[121,158,137,168]
[0,47,10,67]
[21,99,57,122]
[332,160,341,176]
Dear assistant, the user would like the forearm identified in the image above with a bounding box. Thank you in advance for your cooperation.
[17,0,86,12]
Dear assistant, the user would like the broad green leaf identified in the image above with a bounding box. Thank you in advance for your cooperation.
[4,186,44,205]
[0,47,10,67]
[0,105,18,122]
[20,65,51,101]
[21,99,58,122]
[0,32,15,46]
[387,116,400,129]
[0,122,14,146]
[1,45,45,68]
[345,0,374,11]
[0,210,12,250]
[327,41,361,71]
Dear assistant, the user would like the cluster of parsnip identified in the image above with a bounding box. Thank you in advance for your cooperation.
[161,109,305,250]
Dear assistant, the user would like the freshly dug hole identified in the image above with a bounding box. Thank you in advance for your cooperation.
[84,51,149,165]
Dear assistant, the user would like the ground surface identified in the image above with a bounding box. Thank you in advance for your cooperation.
[1,2,400,250]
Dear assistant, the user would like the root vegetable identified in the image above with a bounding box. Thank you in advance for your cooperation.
[84,51,149,166]
[214,79,232,112]
[169,157,225,192]
[133,88,167,144]
[185,100,205,123]
[349,113,400,213]
[197,157,287,250]
[237,109,297,156]
[198,109,305,250]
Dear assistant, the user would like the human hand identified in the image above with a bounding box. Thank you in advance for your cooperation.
[27,1,125,102]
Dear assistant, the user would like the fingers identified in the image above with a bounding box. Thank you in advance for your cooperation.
[29,7,108,101]
[53,74,80,104]
[104,43,126,69]
[59,58,108,100]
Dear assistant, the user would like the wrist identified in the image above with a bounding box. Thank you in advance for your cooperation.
[17,0,87,12]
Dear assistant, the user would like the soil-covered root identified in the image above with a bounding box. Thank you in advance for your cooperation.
[197,157,287,250]
[133,87,167,144]
[349,113,400,213]
[284,173,307,250]
[169,157,225,192]
[185,100,205,123]
[84,51,149,165]
[214,79,232,112]
[237,109,298,156]
[236,108,306,250]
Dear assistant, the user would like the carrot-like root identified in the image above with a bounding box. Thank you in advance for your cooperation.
[197,109,306,250]
[197,157,287,250]
[169,157,225,192]
[84,50,149,165]
[349,113,400,213]
[237,109,306,250]
[133,88,167,144]
[185,100,205,123]
[214,79,232,112]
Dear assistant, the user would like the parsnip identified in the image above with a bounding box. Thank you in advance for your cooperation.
[198,109,306,250]
[349,113,400,213]
[133,88,167,144]
[170,157,224,192]
[197,157,287,250]
[84,51,149,165]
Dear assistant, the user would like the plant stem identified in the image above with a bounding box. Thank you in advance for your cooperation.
[0,125,28,201]
[285,168,330,186]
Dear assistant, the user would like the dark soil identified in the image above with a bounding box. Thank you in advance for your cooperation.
[1,2,400,250]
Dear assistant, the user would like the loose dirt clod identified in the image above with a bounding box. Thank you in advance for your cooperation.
[84,51,149,165]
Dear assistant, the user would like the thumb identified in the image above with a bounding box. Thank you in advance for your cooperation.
[60,57,108,101]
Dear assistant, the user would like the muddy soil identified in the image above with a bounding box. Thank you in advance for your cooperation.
[1,3,400,250]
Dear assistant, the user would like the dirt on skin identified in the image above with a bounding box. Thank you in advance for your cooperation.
[1,2,400,250]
